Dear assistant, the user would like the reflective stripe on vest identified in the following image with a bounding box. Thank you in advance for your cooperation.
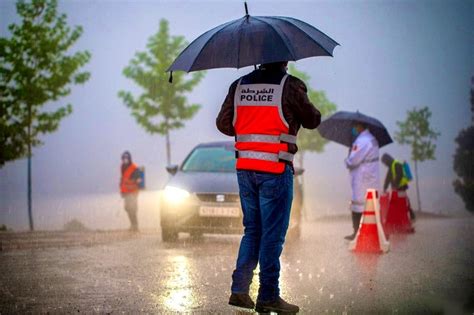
[233,74,294,173]
[236,133,297,144]
[238,150,295,162]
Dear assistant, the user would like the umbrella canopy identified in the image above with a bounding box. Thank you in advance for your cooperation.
[318,111,393,147]
[167,6,339,73]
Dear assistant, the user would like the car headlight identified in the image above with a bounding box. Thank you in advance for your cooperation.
[163,186,190,204]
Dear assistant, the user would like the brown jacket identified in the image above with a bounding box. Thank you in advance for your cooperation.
[216,68,321,154]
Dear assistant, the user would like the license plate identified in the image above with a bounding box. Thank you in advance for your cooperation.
[199,206,240,218]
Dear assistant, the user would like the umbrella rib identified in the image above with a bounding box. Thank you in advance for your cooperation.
[236,17,248,68]
[279,16,340,46]
[189,18,243,72]
[253,16,297,61]
[167,18,238,72]
[265,16,334,57]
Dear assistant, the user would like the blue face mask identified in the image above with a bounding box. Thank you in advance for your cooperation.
[351,127,359,137]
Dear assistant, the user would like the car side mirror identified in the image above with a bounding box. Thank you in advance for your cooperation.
[166,164,179,175]
[294,167,305,176]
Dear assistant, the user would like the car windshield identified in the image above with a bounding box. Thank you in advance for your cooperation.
[182,146,236,172]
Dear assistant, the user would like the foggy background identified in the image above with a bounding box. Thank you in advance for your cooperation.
[1,0,472,231]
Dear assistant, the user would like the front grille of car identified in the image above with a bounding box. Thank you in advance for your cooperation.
[196,193,240,203]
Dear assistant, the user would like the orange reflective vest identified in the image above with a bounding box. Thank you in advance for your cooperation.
[120,163,139,194]
[233,74,296,174]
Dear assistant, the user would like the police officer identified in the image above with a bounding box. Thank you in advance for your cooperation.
[217,61,320,313]
[120,151,141,232]
[344,123,380,240]
[381,153,415,220]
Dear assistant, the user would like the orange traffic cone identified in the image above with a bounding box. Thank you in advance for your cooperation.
[379,193,390,227]
[349,189,390,253]
[385,190,415,234]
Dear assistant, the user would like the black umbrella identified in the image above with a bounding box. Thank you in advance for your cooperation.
[167,3,339,77]
[318,111,393,147]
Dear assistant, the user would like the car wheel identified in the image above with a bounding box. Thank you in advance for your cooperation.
[161,227,178,242]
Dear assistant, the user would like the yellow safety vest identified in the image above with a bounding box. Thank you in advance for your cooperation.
[391,160,409,187]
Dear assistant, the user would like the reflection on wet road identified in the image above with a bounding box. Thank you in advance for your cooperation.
[157,255,200,312]
[0,217,473,314]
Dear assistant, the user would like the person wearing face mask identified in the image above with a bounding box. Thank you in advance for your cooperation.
[120,151,142,232]
[344,123,380,240]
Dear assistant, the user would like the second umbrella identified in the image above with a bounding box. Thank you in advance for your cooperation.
[318,111,393,147]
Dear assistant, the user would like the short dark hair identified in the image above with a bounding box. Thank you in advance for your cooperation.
[261,61,288,70]
[121,151,132,160]
[381,153,393,166]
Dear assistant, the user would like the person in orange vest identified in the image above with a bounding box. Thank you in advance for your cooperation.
[217,61,321,313]
[120,151,141,232]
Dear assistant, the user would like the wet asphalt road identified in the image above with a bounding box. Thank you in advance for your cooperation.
[0,217,473,314]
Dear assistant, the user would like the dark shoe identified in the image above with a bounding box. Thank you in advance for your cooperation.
[228,293,255,309]
[256,297,299,314]
[344,233,356,241]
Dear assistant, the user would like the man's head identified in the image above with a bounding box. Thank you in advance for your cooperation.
[260,61,288,71]
[121,151,132,164]
[351,122,367,137]
[381,153,394,166]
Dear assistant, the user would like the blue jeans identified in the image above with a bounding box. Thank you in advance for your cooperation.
[231,165,293,301]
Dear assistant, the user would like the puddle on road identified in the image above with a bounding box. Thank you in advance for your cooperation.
[153,255,201,312]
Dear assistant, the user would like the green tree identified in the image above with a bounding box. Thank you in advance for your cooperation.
[0,0,91,230]
[395,107,440,212]
[118,19,204,165]
[288,64,337,169]
[288,65,337,221]
[452,77,474,212]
